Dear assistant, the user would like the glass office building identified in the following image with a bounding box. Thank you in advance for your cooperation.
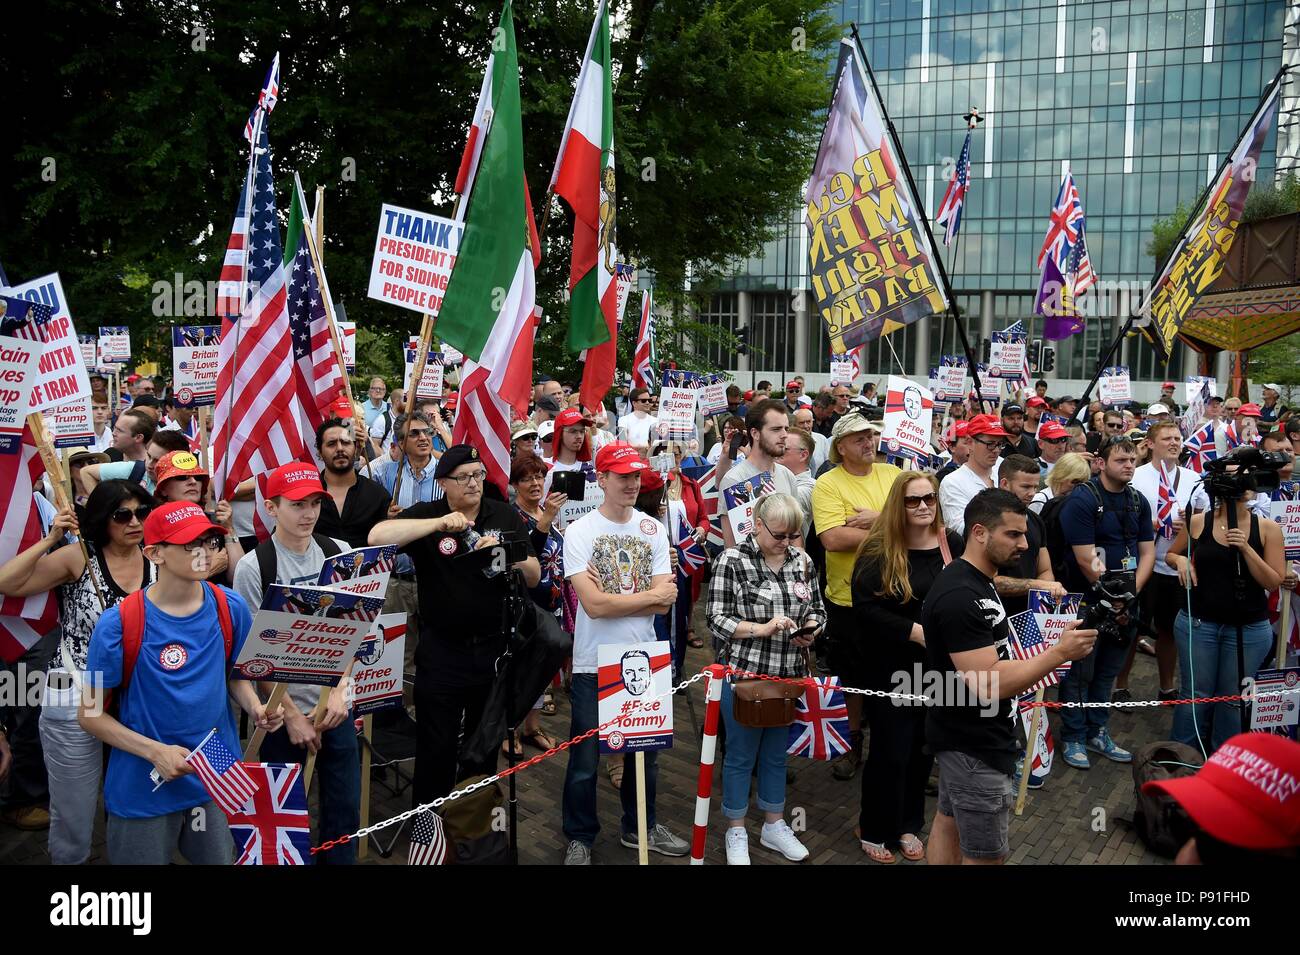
[697,0,1296,392]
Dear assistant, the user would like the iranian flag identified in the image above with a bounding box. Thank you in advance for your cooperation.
[438,0,539,493]
[550,0,618,414]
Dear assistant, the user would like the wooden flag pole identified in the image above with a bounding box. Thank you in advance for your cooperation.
[198,407,211,476]
[635,750,649,865]
[1014,689,1046,816]
[392,314,434,504]
[357,714,373,860]
[60,447,74,508]
[244,683,286,760]
[303,686,331,791]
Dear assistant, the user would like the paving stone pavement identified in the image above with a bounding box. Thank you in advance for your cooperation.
[0,624,1179,867]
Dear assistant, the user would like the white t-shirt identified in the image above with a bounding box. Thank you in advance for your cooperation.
[617,412,658,446]
[939,459,1002,534]
[1132,462,1210,576]
[563,509,671,674]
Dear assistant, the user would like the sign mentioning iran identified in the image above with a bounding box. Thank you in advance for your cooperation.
[0,273,95,416]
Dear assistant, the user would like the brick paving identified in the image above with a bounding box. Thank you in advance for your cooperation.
[0,618,1177,866]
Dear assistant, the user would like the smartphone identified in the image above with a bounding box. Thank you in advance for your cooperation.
[728,432,750,458]
[1086,431,1103,455]
[551,469,586,501]
[789,623,819,640]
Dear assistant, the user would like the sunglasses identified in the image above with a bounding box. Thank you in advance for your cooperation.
[903,492,937,509]
[757,519,801,543]
[1041,436,1068,445]
[634,398,652,404]
[111,505,153,525]
[1105,422,1125,430]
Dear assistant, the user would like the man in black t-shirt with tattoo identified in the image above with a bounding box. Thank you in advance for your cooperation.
[921,490,1096,865]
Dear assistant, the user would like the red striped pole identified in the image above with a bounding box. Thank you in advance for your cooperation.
[690,664,726,865]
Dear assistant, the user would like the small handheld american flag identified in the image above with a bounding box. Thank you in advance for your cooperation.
[408,808,451,865]
[1007,609,1072,694]
[186,728,260,816]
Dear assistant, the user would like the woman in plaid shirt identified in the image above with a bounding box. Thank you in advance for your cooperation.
[706,493,826,865]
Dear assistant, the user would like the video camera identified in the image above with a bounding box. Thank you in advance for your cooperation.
[1078,571,1137,646]
[1202,446,1288,501]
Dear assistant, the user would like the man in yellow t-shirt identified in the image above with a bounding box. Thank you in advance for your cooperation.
[811,414,902,779]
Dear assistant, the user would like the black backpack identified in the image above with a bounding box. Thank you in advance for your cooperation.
[1131,741,1204,857]
[1039,494,1074,587]
[254,534,343,594]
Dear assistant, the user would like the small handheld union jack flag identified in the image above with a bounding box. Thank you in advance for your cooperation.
[675,516,707,577]
[787,677,850,761]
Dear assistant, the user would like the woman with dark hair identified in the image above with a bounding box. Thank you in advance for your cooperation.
[509,453,568,752]
[851,470,962,864]
[0,480,155,864]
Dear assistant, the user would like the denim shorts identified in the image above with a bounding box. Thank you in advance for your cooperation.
[936,750,1013,860]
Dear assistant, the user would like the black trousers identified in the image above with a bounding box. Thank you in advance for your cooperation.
[413,635,500,805]
[858,695,932,846]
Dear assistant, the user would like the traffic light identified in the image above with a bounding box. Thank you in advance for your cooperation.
[1041,345,1056,373]
[1030,338,1043,375]
[980,338,991,365]
[734,325,750,355]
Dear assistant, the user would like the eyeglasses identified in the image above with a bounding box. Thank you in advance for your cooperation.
[406,428,432,440]
[515,473,546,484]
[180,536,226,555]
[1105,422,1125,430]
[972,437,1006,450]
[1041,436,1068,445]
[110,505,152,525]
[445,470,488,486]
[903,492,938,509]
[757,520,801,543]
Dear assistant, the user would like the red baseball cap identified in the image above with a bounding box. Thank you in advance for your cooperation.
[444,393,459,411]
[266,462,327,501]
[1142,733,1300,851]
[1038,422,1069,440]
[143,502,225,546]
[966,413,1009,438]
[639,468,666,493]
[1237,402,1263,418]
[595,442,648,474]
[1162,381,1176,390]
[952,420,970,439]
[553,409,593,461]
[1026,396,1049,409]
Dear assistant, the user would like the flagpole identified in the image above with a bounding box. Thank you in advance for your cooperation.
[1014,690,1045,816]
[219,105,264,498]
[848,24,986,403]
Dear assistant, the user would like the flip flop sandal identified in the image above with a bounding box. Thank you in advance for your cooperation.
[607,759,625,789]
[898,834,925,861]
[860,839,897,864]
[500,738,525,758]
[687,629,704,649]
[521,730,557,752]
[541,692,557,716]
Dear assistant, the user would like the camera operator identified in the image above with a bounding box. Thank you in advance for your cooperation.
[1165,449,1286,752]
[368,444,541,802]
[1055,437,1155,770]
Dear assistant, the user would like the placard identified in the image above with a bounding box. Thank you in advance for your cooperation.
[1036,411,1070,438]
[614,263,636,332]
[1277,498,1300,560]
[546,462,605,530]
[829,358,855,386]
[1097,366,1132,407]
[0,273,95,415]
[657,384,698,442]
[0,327,42,453]
[45,396,96,450]
[232,584,383,686]
[1185,375,1218,405]
[1250,667,1299,732]
[98,325,131,365]
[934,356,968,402]
[699,374,728,416]
[597,640,674,755]
[338,321,356,372]
[350,613,407,716]
[722,471,773,539]
[78,334,97,371]
[1009,590,1082,694]
[989,331,1026,380]
[403,339,444,400]
[440,342,463,366]
[367,203,462,315]
[879,374,934,462]
[171,325,221,407]
[317,545,396,601]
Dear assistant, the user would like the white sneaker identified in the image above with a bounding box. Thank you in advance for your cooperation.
[725,826,751,865]
[760,819,809,862]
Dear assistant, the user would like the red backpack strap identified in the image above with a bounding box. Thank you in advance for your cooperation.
[117,590,148,696]
[206,582,235,662]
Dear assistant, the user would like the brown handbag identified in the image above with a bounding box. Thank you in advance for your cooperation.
[731,677,806,728]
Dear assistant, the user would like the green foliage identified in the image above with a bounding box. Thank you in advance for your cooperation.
[1146,174,1300,273]
[1146,202,1191,270]
[1249,336,1300,403]
[2,0,835,386]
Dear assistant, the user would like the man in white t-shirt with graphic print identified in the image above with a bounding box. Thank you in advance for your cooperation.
[559,442,687,865]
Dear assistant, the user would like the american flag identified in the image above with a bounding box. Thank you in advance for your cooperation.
[286,177,346,435]
[682,462,725,548]
[675,515,707,577]
[1184,422,1217,473]
[935,130,971,247]
[1037,170,1096,298]
[229,762,312,865]
[787,677,851,760]
[186,728,260,816]
[408,808,451,865]
[1008,608,1072,694]
[631,288,656,391]
[210,79,310,502]
[0,426,59,664]
[243,52,280,143]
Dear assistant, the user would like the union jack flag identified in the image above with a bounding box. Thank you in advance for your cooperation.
[1008,605,1073,694]
[1184,422,1217,473]
[935,130,971,247]
[228,762,312,865]
[185,728,259,816]
[1156,462,1178,539]
[675,515,707,577]
[631,288,657,391]
[535,522,565,609]
[682,462,725,548]
[243,52,280,143]
[408,808,451,865]
[1036,170,1095,295]
[787,677,851,760]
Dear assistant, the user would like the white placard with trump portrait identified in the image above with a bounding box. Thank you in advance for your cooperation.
[597,640,674,755]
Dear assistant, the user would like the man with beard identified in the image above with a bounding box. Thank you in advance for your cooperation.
[313,418,392,550]
[718,399,803,544]
[999,404,1039,459]
[922,489,1097,865]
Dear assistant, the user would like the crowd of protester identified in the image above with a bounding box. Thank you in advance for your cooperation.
[0,368,1296,867]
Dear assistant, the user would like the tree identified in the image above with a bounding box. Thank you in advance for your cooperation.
[3,0,835,389]
[1249,337,1300,405]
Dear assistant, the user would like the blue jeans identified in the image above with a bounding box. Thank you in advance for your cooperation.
[561,674,658,846]
[1171,611,1275,752]
[261,719,361,865]
[1058,626,1133,743]
[719,680,788,820]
